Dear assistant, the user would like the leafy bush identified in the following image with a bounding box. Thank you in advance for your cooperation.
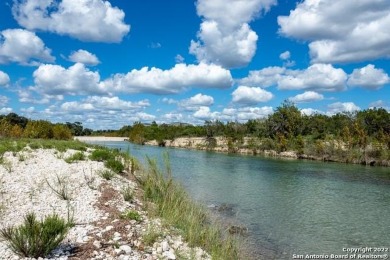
[52,124,72,140]
[119,210,141,221]
[89,149,113,161]
[64,151,85,163]
[98,169,115,180]
[104,159,124,174]
[0,213,71,258]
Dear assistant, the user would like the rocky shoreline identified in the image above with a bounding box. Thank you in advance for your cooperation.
[0,147,210,260]
[144,137,390,167]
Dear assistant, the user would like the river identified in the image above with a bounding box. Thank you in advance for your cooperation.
[88,141,390,259]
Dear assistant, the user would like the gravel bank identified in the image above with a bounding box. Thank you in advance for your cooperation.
[0,147,210,260]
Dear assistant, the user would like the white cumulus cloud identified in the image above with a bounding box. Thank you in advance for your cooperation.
[278,0,390,63]
[13,0,130,43]
[0,95,9,106]
[33,63,103,96]
[102,63,233,94]
[347,64,390,90]
[0,71,10,86]
[0,29,54,65]
[327,102,360,115]
[241,64,348,92]
[236,106,273,120]
[279,51,290,60]
[190,0,276,68]
[179,93,214,111]
[239,66,285,88]
[232,85,273,105]
[193,106,220,120]
[289,91,324,103]
[277,64,347,91]
[69,49,100,66]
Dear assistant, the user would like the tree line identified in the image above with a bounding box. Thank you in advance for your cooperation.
[119,102,389,165]
[121,101,389,147]
[0,113,92,140]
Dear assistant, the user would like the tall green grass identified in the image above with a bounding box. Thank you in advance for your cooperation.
[139,154,240,260]
[0,213,72,258]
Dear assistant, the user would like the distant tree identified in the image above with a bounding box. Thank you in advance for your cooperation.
[129,122,146,144]
[9,124,23,138]
[66,122,84,136]
[23,120,53,139]
[6,113,28,128]
[52,124,72,140]
[266,101,302,138]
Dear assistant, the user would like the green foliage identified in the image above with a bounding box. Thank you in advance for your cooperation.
[140,156,240,259]
[119,210,141,221]
[52,124,72,140]
[266,100,303,138]
[121,186,133,202]
[23,120,54,139]
[0,213,71,258]
[142,224,162,246]
[89,149,113,161]
[128,122,146,144]
[64,151,85,163]
[104,159,124,174]
[98,169,115,180]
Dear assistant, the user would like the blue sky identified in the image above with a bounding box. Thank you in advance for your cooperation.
[0,0,389,129]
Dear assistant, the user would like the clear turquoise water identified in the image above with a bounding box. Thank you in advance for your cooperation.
[90,141,390,259]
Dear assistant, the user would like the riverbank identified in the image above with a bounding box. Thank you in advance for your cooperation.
[74,136,129,142]
[143,137,390,167]
[0,139,221,259]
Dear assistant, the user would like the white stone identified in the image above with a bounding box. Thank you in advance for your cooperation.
[163,250,176,260]
[161,241,170,251]
[93,240,102,249]
[105,225,114,231]
[114,248,123,255]
[119,245,132,254]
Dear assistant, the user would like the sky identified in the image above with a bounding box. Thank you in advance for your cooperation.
[0,0,389,129]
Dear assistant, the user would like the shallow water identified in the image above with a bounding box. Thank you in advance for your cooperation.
[90,141,390,259]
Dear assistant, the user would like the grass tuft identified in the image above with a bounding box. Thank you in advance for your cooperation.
[64,151,85,163]
[121,185,134,202]
[142,224,162,246]
[46,175,72,200]
[98,169,115,180]
[89,149,113,161]
[139,154,241,260]
[104,159,124,174]
[119,210,141,221]
[0,212,72,258]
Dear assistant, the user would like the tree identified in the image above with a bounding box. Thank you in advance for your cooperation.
[23,120,53,139]
[266,101,302,138]
[52,124,72,140]
[129,122,146,144]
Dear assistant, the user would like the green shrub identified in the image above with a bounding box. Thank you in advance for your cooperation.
[64,151,85,163]
[105,159,124,174]
[89,149,113,161]
[121,186,133,202]
[0,213,71,258]
[119,210,141,221]
[98,169,115,180]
